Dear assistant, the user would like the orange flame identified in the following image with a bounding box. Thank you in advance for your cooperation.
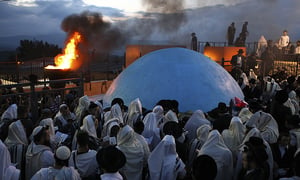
[46,32,81,70]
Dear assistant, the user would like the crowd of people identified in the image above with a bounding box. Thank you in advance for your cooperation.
[1,67,300,180]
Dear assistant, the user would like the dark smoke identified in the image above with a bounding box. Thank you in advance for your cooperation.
[61,11,125,66]
[141,0,187,33]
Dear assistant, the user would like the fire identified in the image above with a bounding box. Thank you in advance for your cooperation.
[46,32,81,70]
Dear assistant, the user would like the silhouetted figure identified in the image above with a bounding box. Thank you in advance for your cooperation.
[261,40,276,76]
[230,49,246,80]
[235,22,249,47]
[191,32,198,51]
[227,22,236,46]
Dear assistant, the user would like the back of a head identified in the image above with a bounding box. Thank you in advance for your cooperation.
[163,121,182,139]
[76,130,89,147]
[192,155,217,180]
[133,120,144,135]
[111,98,124,109]
[96,146,126,173]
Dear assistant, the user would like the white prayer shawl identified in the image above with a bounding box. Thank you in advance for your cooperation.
[289,90,300,115]
[101,172,123,180]
[222,117,245,153]
[110,104,124,124]
[54,111,76,127]
[1,104,17,121]
[81,115,97,138]
[75,95,90,124]
[160,110,178,130]
[184,110,210,143]
[198,130,233,180]
[5,120,28,147]
[102,117,120,138]
[4,120,28,170]
[39,118,55,139]
[69,149,98,178]
[31,166,81,180]
[125,98,143,127]
[135,133,150,166]
[284,98,297,115]
[117,125,145,180]
[238,108,253,124]
[153,105,164,125]
[142,112,161,150]
[0,140,20,180]
[256,35,268,57]
[188,124,211,168]
[245,111,279,144]
[235,128,274,180]
[148,135,186,180]
[240,73,249,86]
[25,142,55,180]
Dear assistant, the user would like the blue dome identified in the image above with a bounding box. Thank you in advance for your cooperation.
[104,47,243,112]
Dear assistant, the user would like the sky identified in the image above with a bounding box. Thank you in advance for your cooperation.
[0,0,300,51]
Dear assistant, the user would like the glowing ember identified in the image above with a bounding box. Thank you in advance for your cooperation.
[46,32,81,70]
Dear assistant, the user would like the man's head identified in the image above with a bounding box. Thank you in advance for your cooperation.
[278,131,291,146]
[32,125,50,146]
[76,130,89,148]
[96,146,126,173]
[237,49,244,55]
[59,104,70,117]
[283,30,288,35]
[192,155,217,180]
[88,102,99,116]
[54,146,71,167]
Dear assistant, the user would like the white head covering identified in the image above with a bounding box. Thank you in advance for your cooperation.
[39,118,55,139]
[184,110,210,143]
[75,95,90,123]
[188,124,212,167]
[142,112,161,149]
[80,115,97,138]
[102,117,120,138]
[222,117,245,152]
[1,104,17,121]
[163,110,178,125]
[5,120,28,148]
[109,104,124,124]
[198,130,233,180]
[153,105,164,126]
[55,146,71,160]
[245,111,279,144]
[238,108,253,124]
[126,98,143,127]
[117,125,145,180]
[148,135,185,180]
[0,140,20,180]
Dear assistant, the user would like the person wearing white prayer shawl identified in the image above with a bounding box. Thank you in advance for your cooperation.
[108,103,124,124]
[159,110,179,131]
[289,90,300,115]
[5,119,28,174]
[245,111,279,144]
[222,117,245,167]
[148,135,186,180]
[198,129,233,180]
[25,125,55,180]
[75,95,90,126]
[39,118,56,145]
[102,118,120,146]
[54,104,76,132]
[117,125,147,180]
[188,124,211,170]
[69,130,98,179]
[238,108,253,124]
[1,103,17,121]
[124,98,143,128]
[0,140,20,180]
[31,145,80,180]
[142,112,161,150]
[153,105,164,127]
[235,128,274,180]
[184,109,210,144]
[96,145,126,180]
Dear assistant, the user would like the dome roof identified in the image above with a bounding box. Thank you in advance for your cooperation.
[104,47,243,112]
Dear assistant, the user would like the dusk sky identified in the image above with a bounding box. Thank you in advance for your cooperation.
[0,0,300,50]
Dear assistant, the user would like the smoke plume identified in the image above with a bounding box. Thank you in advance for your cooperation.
[61,11,125,65]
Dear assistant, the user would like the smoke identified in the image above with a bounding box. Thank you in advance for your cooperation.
[141,0,187,33]
[61,11,126,65]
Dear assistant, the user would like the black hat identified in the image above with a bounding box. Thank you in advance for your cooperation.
[238,49,244,53]
[89,101,98,110]
[217,102,228,114]
[96,146,126,173]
